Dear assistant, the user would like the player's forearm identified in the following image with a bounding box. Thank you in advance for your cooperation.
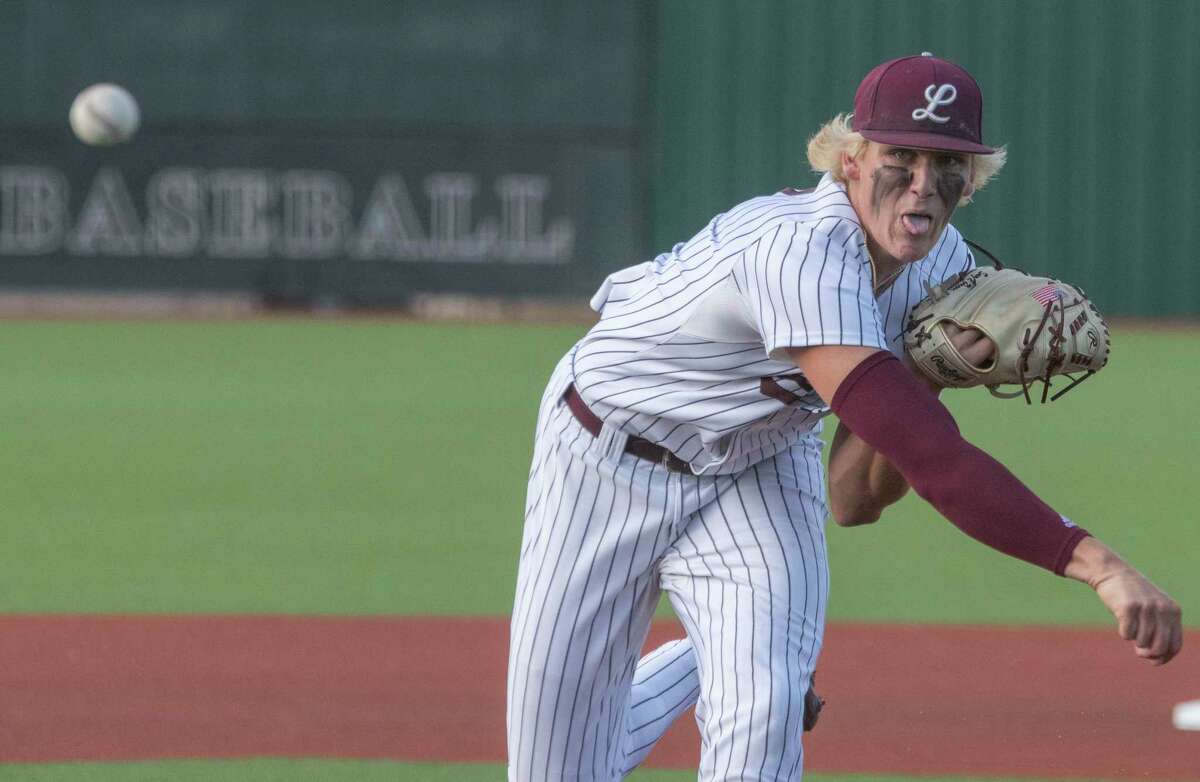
[829,351,1088,574]
[828,423,910,526]
[828,362,945,526]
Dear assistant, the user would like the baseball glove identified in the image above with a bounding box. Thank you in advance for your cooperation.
[903,262,1110,403]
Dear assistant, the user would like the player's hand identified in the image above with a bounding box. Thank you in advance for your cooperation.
[1094,566,1183,665]
[904,324,996,394]
[940,323,996,368]
[1066,537,1183,665]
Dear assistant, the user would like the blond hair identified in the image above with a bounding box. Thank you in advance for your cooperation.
[805,113,1007,204]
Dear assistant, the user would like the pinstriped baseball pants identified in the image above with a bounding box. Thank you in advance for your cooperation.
[507,357,830,781]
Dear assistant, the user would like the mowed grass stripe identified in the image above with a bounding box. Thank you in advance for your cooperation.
[0,321,1195,624]
[0,321,578,616]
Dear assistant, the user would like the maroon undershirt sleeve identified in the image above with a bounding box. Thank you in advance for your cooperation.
[829,351,1090,575]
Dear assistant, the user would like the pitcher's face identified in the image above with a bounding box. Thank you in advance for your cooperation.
[845,143,974,264]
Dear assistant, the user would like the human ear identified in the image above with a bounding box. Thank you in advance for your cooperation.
[842,151,861,182]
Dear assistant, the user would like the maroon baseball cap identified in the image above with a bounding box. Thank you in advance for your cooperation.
[852,52,995,154]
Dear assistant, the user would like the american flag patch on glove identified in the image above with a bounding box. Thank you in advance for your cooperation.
[1032,284,1064,305]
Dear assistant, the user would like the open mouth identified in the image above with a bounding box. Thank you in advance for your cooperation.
[900,212,933,236]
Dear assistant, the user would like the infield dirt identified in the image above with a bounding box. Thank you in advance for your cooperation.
[1,616,1196,778]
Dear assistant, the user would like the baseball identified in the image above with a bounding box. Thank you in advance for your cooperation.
[1173,700,1200,731]
[69,83,140,146]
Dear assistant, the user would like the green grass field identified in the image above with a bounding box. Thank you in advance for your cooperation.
[1,320,1196,781]
[0,760,1098,782]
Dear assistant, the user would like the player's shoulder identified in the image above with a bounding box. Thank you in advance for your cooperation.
[721,175,861,245]
[769,174,858,225]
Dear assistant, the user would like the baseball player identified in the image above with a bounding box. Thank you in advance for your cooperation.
[507,53,1182,781]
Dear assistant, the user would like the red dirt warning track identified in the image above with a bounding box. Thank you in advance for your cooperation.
[0,616,1196,778]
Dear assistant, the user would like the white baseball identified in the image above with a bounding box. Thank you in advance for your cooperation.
[1174,700,1200,731]
[69,83,140,146]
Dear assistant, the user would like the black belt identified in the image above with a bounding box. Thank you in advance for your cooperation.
[563,384,692,474]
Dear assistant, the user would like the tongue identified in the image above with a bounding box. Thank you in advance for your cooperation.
[902,214,932,235]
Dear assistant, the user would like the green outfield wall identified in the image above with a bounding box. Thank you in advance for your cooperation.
[0,1,640,129]
[647,0,1200,317]
[0,1,1197,315]
[0,1,645,302]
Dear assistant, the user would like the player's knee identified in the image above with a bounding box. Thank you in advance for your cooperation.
[700,671,808,772]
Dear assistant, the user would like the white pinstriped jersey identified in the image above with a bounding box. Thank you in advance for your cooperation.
[572,173,974,476]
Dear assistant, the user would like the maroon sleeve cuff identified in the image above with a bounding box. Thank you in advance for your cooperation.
[830,351,1089,576]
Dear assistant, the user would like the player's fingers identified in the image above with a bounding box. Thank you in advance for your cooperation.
[945,325,995,367]
[1158,603,1184,665]
[941,321,963,338]
[1166,618,1184,663]
[1116,607,1137,641]
[1144,628,1183,666]
[942,322,975,345]
[1132,599,1182,664]
[1135,604,1158,650]
[1150,597,1182,659]
[961,338,996,367]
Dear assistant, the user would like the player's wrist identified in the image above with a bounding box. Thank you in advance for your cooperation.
[1062,536,1126,588]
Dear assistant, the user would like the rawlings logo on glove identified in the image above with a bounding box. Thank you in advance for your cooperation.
[903,261,1110,403]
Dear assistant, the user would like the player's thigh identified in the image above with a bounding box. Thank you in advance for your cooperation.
[508,404,680,780]
[658,443,829,778]
[663,439,829,633]
[660,452,829,666]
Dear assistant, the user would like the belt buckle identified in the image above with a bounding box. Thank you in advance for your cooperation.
[663,449,690,474]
